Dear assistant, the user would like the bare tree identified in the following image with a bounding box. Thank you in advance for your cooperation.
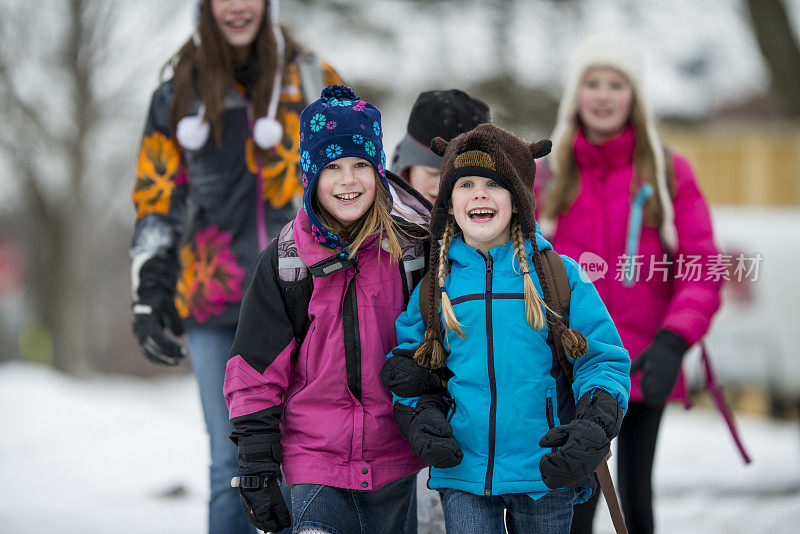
[0,0,183,374]
[746,0,800,116]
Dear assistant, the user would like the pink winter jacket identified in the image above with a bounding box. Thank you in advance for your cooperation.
[224,208,425,490]
[537,127,721,402]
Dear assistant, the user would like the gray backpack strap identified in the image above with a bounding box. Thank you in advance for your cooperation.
[296,52,324,104]
[277,220,307,282]
[275,219,313,347]
[389,221,429,303]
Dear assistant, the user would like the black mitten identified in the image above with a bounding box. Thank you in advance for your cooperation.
[132,257,185,366]
[381,349,443,398]
[538,389,623,489]
[394,394,463,468]
[630,329,688,407]
[234,434,291,532]
[574,387,624,440]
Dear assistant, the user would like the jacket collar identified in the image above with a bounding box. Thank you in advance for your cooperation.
[573,125,635,173]
[448,225,553,269]
[293,207,384,271]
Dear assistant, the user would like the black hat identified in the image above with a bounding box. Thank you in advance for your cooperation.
[391,89,490,177]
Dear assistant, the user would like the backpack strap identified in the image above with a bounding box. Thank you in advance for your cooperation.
[540,249,575,383]
[394,219,429,304]
[275,220,313,348]
[296,52,324,105]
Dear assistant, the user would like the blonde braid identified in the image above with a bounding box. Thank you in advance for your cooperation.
[439,218,465,339]
[511,219,546,330]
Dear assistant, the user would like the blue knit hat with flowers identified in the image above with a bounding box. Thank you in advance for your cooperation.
[299,84,388,252]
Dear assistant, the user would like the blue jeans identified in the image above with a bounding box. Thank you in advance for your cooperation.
[290,474,416,534]
[441,487,578,534]
[190,326,291,534]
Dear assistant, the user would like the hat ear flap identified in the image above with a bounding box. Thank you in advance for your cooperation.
[530,139,552,159]
[431,137,449,157]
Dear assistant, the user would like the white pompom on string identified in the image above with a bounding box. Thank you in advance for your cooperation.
[253,116,283,149]
[176,105,210,150]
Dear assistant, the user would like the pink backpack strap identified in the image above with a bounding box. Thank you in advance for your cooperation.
[700,342,752,464]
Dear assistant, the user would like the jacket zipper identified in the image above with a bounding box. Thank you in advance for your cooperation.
[342,272,362,401]
[482,253,496,497]
[546,395,557,453]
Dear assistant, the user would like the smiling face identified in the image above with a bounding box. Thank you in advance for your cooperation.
[315,157,378,228]
[450,176,514,254]
[577,67,634,144]
[210,0,265,59]
[407,165,441,204]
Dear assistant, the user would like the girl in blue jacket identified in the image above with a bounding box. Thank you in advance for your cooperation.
[383,123,631,533]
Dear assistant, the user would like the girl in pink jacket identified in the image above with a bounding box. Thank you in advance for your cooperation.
[223,85,428,533]
[536,32,722,534]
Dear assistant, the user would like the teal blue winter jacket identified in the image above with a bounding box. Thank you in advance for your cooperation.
[389,230,630,501]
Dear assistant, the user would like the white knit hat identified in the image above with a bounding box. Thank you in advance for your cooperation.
[177,0,284,151]
[550,31,677,252]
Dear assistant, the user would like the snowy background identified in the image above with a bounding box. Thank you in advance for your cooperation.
[1,361,798,533]
[2,0,800,532]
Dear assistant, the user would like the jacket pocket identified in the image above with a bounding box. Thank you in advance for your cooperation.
[285,323,314,407]
[545,390,556,453]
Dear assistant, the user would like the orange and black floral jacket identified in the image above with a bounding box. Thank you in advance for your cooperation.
[131,56,341,328]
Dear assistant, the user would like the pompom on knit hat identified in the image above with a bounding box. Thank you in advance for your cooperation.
[549,30,678,252]
[429,122,551,240]
[299,84,389,252]
[391,89,491,178]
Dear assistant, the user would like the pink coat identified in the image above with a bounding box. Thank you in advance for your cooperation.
[224,208,425,490]
[538,127,721,402]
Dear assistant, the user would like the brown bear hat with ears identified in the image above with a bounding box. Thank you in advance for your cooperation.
[411,123,591,371]
[428,122,552,241]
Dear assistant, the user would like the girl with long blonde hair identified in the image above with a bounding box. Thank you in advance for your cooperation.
[223,85,432,533]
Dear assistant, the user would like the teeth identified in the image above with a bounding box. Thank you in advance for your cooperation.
[469,209,495,216]
[229,20,249,28]
[336,193,360,200]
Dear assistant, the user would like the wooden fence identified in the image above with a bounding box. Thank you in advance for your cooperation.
[661,121,800,206]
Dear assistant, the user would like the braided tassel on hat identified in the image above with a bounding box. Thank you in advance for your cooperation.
[555,320,589,359]
[414,327,447,370]
[412,269,448,370]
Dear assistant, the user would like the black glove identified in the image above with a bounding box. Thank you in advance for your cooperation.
[133,294,186,365]
[630,329,689,407]
[538,389,623,489]
[381,349,444,398]
[235,475,291,533]
[234,434,291,532]
[394,394,463,468]
[132,257,185,366]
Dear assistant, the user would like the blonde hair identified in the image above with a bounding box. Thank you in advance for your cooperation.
[315,170,403,262]
[545,71,669,227]
[437,216,550,339]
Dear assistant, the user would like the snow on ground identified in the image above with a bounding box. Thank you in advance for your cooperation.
[1,362,799,534]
